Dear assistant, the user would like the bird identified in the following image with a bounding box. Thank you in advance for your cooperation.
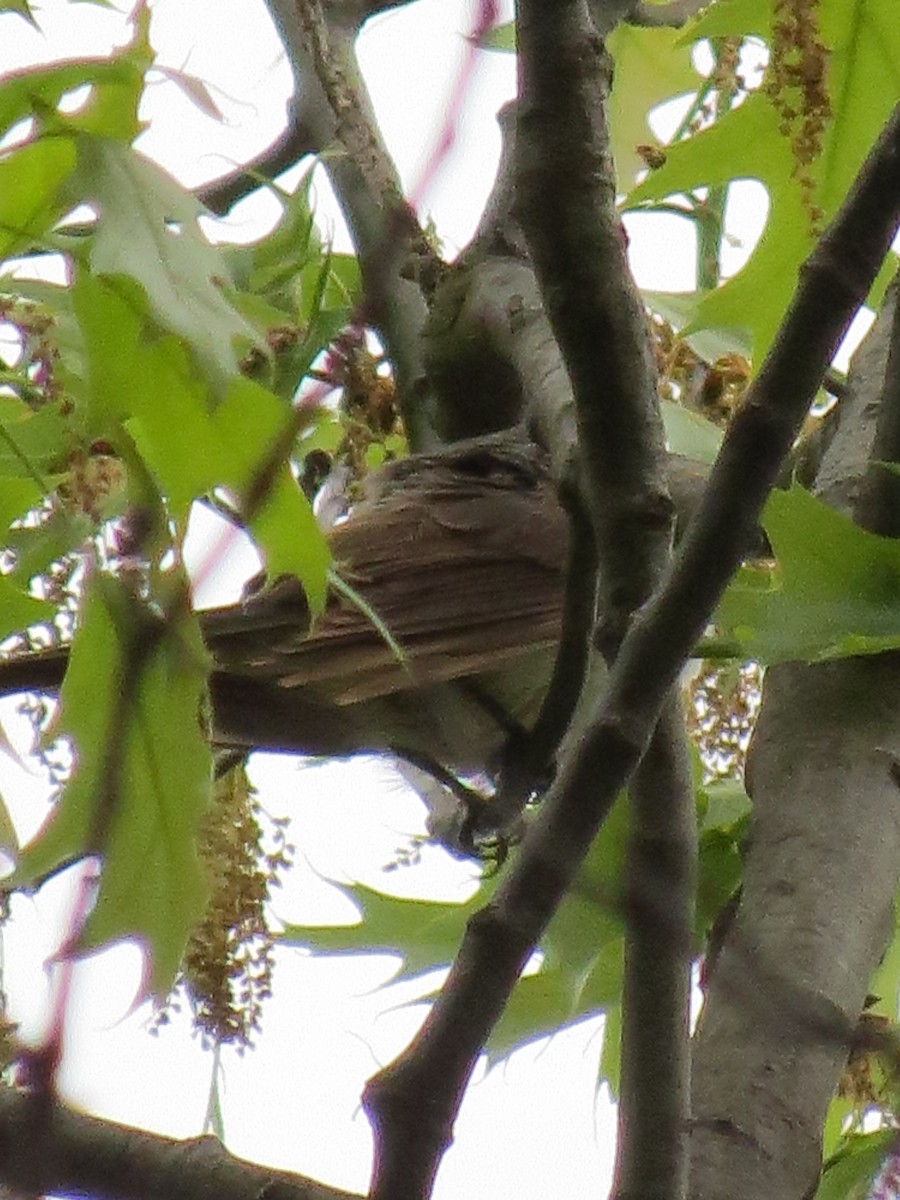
[0,432,709,842]
[207,433,568,771]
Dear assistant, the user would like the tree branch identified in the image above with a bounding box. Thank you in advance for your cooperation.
[514,8,693,1197]
[263,0,440,448]
[516,8,669,645]
[614,696,695,1199]
[197,101,318,216]
[0,1084,361,1200]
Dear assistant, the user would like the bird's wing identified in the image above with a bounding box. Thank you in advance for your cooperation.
[206,456,567,704]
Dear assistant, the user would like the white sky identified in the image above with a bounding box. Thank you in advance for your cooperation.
[0,2,879,1197]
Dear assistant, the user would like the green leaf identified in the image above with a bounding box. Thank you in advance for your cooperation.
[0,138,76,259]
[0,279,85,384]
[708,486,900,663]
[234,173,320,306]
[270,307,346,405]
[0,0,39,25]
[821,1093,858,1161]
[0,395,73,478]
[217,378,331,611]
[10,573,212,997]
[627,95,805,357]
[661,399,722,465]
[686,0,772,40]
[487,945,620,1061]
[477,20,515,51]
[699,776,752,834]
[599,1001,622,1098]
[298,410,346,458]
[0,13,148,142]
[696,829,745,940]
[223,188,358,403]
[816,1129,897,1200]
[281,878,498,977]
[0,474,41,529]
[73,139,260,382]
[607,23,700,191]
[644,290,752,363]
[0,792,20,859]
[0,573,52,638]
[867,907,900,1051]
[222,175,357,329]
[696,769,749,929]
[73,271,211,505]
[0,474,56,627]
[74,273,330,608]
[626,0,900,361]
[326,252,361,302]
[281,796,631,1064]
[5,509,89,585]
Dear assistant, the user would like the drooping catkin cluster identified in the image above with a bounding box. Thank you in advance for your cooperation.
[160,766,293,1049]
[765,0,831,230]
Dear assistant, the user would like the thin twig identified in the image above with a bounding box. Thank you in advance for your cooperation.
[196,103,318,215]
